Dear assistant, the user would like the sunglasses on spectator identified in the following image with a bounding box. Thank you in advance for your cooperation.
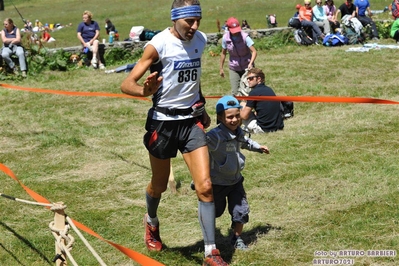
[247,76,258,81]
[317,1,322,4]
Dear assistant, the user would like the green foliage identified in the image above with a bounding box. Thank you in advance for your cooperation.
[206,44,222,57]
[104,47,143,65]
[255,30,296,50]
[26,45,77,74]
[376,20,393,39]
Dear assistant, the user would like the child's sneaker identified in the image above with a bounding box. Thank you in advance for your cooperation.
[203,249,228,266]
[99,63,105,70]
[231,236,249,251]
[143,213,162,251]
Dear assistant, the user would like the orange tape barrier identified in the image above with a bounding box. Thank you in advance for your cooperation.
[0,163,165,266]
[1,83,399,104]
[0,83,150,101]
[231,95,399,104]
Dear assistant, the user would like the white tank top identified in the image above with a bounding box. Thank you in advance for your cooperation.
[146,28,207,120]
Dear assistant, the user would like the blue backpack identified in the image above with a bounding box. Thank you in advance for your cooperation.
[322,33,349,46]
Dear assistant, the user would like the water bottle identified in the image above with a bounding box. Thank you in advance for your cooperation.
[109,31,114,44]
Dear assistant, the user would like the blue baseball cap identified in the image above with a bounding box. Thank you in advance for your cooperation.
[216,95,242,114]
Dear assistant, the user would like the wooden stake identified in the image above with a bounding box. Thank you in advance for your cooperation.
[53,202,67,266]
[168,164,177,193]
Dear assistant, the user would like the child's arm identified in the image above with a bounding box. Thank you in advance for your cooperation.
[241,136,269,154]
[258,145,270,154]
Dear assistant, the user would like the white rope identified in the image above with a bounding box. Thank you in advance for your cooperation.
[50,230,78,266]
[0,192,53,207]
[49,222,78,266]
[2,193,107,265]
[66,216,107,266]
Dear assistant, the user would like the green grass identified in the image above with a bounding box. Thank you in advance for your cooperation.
[1,1,399,266]
[4,0,394,48]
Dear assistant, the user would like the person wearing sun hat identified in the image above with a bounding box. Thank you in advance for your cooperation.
[219,17,257,96]
[207,95,269,250]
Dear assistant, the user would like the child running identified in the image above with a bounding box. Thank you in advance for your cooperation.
[207,95,269,250]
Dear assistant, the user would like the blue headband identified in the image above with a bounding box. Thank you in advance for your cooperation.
[171,5,202,20]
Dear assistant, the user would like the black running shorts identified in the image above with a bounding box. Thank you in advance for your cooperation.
[143,116,207,159]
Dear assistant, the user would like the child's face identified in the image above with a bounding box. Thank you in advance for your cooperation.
[218,108,241,132]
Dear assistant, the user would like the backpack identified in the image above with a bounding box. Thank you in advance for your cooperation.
[281,101,294,119]
[267,14,278,28]
[392,0,399,19]
[322,33,349,46]
[294,29,314,45]
[288,17,301,29]
[342,25,365,45]
[139,29,161,41]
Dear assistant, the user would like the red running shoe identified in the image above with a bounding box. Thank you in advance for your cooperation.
[143,213,162,251]
[203,249,229,266]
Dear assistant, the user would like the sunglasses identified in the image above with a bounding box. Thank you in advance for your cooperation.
[226,100,238,106]
[247,76,258,81]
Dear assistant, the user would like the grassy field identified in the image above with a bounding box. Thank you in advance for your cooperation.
[1,1,399,266]
[2,0,394,48]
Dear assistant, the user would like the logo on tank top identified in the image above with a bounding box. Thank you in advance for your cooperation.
[174,58,201,70]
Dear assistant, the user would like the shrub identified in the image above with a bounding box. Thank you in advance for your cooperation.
[376,20,393,39]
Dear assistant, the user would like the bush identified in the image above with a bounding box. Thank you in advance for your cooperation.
[255,30,295,49]
[376,20,393,39]
[103,47,143,66]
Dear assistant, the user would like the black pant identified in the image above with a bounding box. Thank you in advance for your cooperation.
[357,16,379,38]
[394,30,399,42]
[329,21,340,33]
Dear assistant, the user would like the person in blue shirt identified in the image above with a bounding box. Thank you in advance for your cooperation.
[354,0,379,40]
[313,0,331,35]
[77,10,105,69]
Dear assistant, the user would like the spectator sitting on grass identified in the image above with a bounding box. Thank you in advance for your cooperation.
[1,18,27,78]
[77,10,105,70]
[299,0,325,42]
[313,0,331,35]
[354,0,379,41]
[324,0,341,33]
[241,68,284,133]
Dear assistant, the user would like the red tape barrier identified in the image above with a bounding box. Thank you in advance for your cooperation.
[0,83,150,101]
[231,95,399,104]
[1,84,397,264]
[1,83,399,104]
[0,163,165,266]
